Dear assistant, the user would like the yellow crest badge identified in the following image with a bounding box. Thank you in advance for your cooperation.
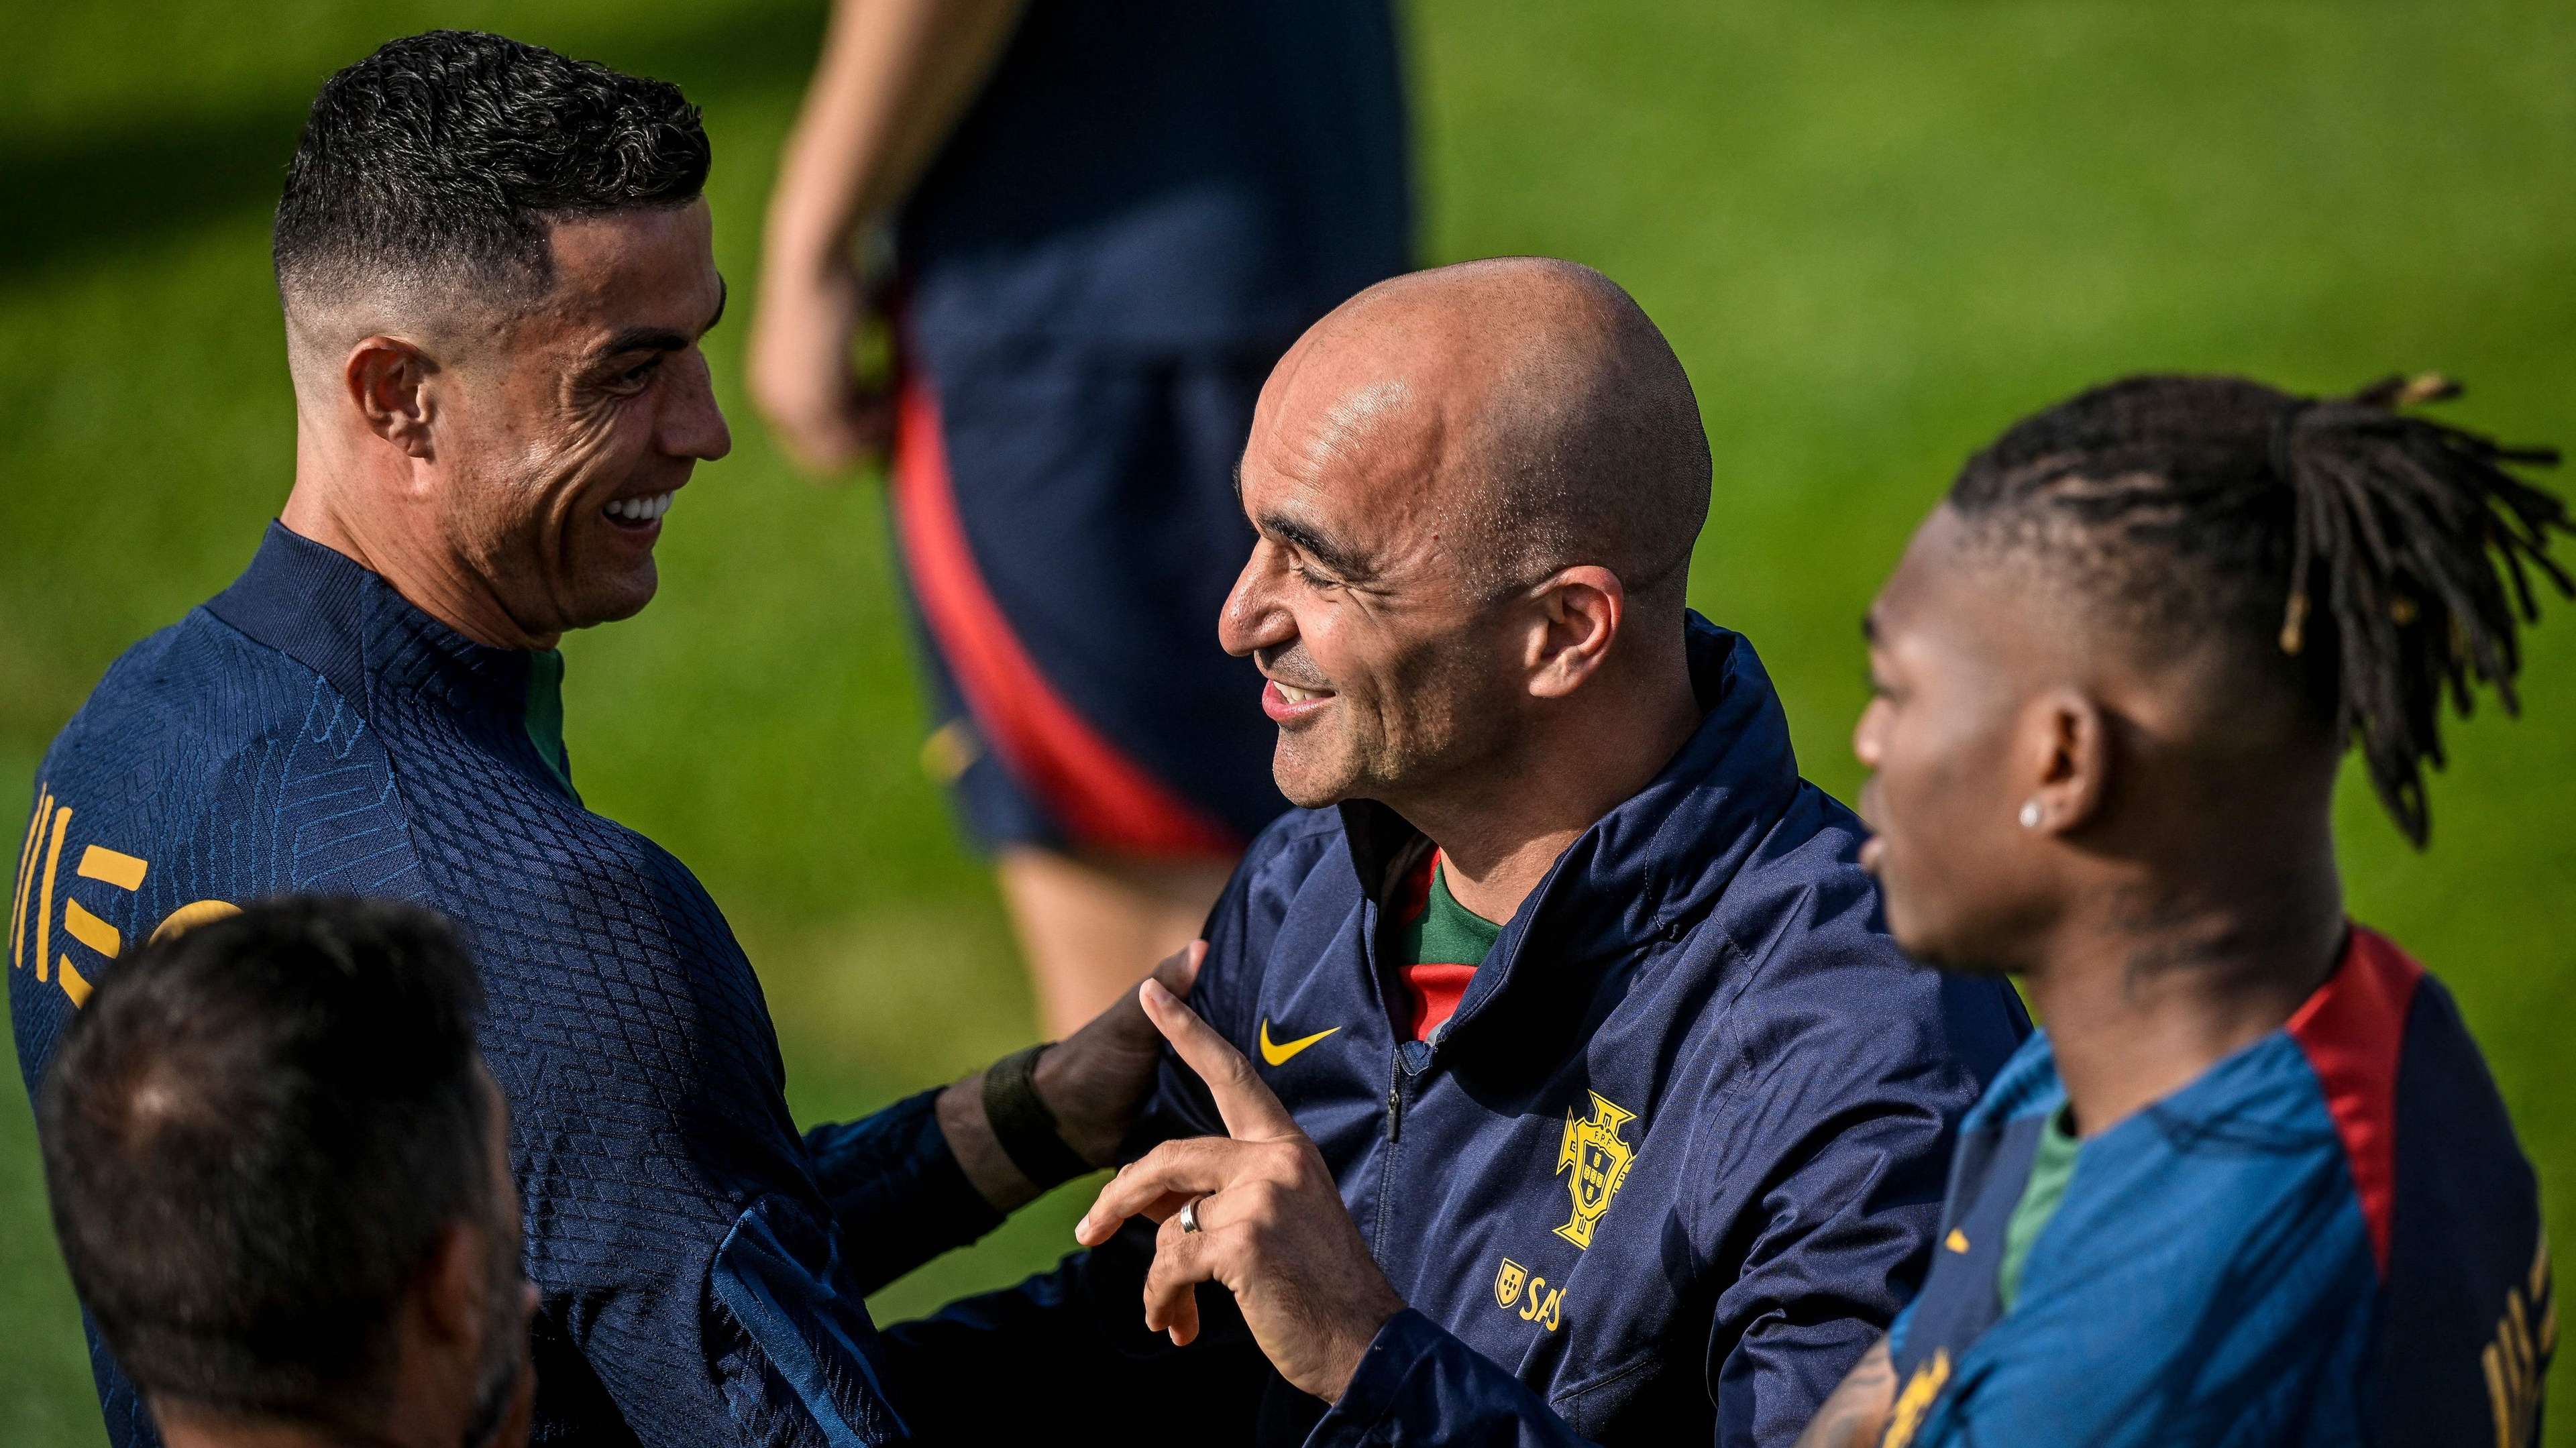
[1494,1257,1527,1309]
[1552,1091,1638,1249]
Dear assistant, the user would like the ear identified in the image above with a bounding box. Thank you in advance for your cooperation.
[416,1219,490,1349]
[2018,687,2112,836]
[345,336,440,460]
[1522,565,1625,701]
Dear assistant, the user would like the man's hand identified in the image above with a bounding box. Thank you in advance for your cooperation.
[1038,940,1203,1165]
[749,0,1030,474]
[745,253,895,474]
[1074,979,1405,1402]
[937,942,1202,1211]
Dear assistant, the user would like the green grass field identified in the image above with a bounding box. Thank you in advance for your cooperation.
[7,2,2572,1441]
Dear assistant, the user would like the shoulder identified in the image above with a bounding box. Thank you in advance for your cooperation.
[1205,805,1352,954]
[13,613,421,1044]
[1942,1039,2380,1443]
[50,608,313,759]
[1706,781,2028,1095]
[1236,805,1349,885]
[38,608,415,892]
[2088,1032,2375,1280]
[1191,806,1352,1042]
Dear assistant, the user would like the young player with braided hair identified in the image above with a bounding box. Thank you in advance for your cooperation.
[1802,374,2565,1447]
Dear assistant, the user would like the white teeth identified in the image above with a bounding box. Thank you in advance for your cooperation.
[1277,683,1317,704]
[606,492,674,522]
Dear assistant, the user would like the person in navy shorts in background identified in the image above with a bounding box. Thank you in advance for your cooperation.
[751,0,1414,1035]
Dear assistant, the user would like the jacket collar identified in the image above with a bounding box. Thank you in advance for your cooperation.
[204,522,569,779]
[1341,612,1806,1048]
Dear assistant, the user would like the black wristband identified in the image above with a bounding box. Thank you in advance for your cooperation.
[982,1042,1093,1190]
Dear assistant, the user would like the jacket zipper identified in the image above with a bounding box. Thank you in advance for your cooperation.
[1385,1050,1405,1142]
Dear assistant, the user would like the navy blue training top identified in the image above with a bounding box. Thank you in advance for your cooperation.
[897,0,1413,357]
[11,524,1003,1447]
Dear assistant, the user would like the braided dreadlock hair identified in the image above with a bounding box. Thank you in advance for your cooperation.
[1947,374,2568,847]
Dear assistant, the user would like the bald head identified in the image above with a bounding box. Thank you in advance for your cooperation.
[1255,258,1711,606]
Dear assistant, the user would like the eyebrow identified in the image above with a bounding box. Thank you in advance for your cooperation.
[1261,512,1375,582]
[594,276,727,359]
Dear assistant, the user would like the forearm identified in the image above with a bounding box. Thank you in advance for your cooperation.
[936,1025,1153,1209]
[803,1087,1003,1292]
[763,0,1028,274]
[934,1069,1042,1212]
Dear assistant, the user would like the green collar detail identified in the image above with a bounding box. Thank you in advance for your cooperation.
[523,649,576,797]
[1395,856,1503,970]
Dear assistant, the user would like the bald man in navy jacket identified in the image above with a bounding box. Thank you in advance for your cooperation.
[877,259,2029,1447]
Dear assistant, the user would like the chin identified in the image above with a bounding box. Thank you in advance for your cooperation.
[1877,893,1949,969]
[1884,911,2015,979]
[570,571,659,630]
[1269,744,1356,812]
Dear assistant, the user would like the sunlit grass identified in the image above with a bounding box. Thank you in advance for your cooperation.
[6,2,2572,1443]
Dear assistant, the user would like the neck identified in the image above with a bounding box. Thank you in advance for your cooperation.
[1409,639,1702,925]
[282,433,554,651]
[2023,834,2345,1137]
[155,1403,417,1448]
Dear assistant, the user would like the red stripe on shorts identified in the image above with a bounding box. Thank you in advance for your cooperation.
[891,372,1240,857]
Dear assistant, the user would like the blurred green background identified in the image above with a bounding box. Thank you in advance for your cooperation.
[5,1,2571,1441]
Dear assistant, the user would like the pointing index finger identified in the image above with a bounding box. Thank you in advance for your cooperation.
[1140,978,1301,1141]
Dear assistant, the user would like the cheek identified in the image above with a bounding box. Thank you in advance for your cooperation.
[1882,707,2028,930]
[558,395,651,480]
[1377,628,1502,750]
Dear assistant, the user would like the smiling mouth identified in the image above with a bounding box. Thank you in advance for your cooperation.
[604,492,674,528]
[1263,676,1335,723]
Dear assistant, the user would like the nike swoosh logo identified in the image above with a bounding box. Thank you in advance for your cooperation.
[1258,1019,1341,1066]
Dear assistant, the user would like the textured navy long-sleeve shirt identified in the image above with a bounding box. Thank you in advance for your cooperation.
[11,524,995,1446]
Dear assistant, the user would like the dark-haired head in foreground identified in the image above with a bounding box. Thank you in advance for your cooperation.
[273,30,729,650]
[39,898,533,1448]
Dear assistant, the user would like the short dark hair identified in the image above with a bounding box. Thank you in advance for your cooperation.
[1949,374,2568,846]
[39,897,494,1421]
[273,30,708,304]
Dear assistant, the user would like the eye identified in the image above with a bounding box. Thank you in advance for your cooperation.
[1289,560,1341,592]
[618,357,664,388]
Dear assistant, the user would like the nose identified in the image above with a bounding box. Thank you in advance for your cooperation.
[1219,539,1293,659]
[1851,697,1886,771]
[661,349,733,463]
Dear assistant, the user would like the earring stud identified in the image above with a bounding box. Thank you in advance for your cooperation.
[2018,799,2043,830]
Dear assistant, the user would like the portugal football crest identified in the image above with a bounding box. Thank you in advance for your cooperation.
[1552,1091,1638,1249]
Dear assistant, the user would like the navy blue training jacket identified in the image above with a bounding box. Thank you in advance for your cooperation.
[11,524,1003,1447]
[883,614,2030,1446]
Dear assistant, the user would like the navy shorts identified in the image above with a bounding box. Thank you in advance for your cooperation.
[889,338,1289,857]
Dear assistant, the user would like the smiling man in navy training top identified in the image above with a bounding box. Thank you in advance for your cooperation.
[11,32,1205,1448]
[875,260,2031,1445]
